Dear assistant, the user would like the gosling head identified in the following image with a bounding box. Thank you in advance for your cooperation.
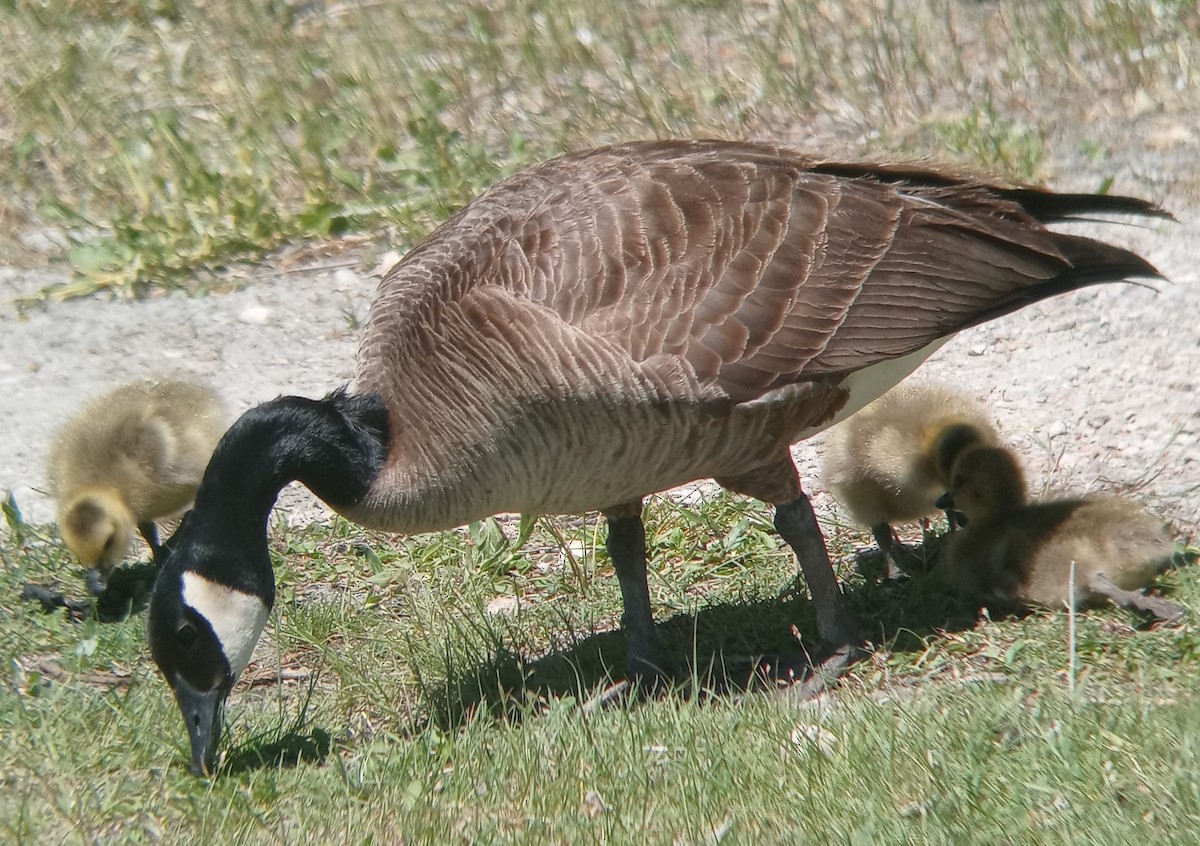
[931,421,995,486]
[938,446,1028,523]
[148,517,273,776]
[58,488,134,594]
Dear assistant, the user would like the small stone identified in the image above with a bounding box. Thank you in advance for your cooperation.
[898,799,933,817]
[238,305,272,325]
[485,595,521,616]
[18,228,69,253]
[582,789,605,818]
[789,723,839,757]
[373,251,402,277]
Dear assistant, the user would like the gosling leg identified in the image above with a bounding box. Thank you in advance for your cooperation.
[1089,572,1185,624]
[604,502,667,687]
[137,520,162,561]
[869,522,908,581]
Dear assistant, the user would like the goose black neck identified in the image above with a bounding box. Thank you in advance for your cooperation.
[191,388,389,542]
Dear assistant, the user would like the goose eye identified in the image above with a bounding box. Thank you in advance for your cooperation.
[176,622,197,648]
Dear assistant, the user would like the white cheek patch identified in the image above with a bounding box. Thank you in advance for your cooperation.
[181,572,271,681]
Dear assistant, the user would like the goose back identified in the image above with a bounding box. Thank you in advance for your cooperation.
[1021,498,1175,608]
[346,140,1162,533]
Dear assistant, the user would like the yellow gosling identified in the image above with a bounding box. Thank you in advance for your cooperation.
[823,382,998,577]
[48,377,225,593]
[938,446,1182,622]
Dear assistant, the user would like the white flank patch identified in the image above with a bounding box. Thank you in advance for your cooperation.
[794,338,950,440]
[182,572,271,681]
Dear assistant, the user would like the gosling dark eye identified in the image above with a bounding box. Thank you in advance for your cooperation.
[176,622,198,648]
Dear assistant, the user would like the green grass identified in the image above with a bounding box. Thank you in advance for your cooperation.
[3,0,1198,298]
[2,490,1198,843]
[4,0,1200,841]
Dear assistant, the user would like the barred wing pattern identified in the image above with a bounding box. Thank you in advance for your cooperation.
[348,141,1161,532]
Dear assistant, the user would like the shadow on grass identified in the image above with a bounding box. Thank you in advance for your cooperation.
[20,560,160,623]
[222,727,334,774]
[427,542,984,731]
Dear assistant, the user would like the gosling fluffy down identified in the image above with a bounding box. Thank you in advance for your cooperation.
[822,382,999,571]
[47,377,225,590]
[938,446,1182,622]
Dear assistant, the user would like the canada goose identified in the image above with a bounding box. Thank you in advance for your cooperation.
[937,446,1183,621]
[47,377,225,594]
[823,383,999,578]
[145,139,1167,775]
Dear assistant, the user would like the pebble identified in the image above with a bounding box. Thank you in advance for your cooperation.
[332,268,361,290]
[238,305,272,325]
[485,595,521,616]
[372,250,402,277]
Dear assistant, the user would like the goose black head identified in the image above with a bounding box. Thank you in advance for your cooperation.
[148,515,273,776]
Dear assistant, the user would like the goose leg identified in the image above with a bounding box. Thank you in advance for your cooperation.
[1089,572,1185,623]
[603,501,667,686]
[775,496,861,696]
[776,496,858,648]
[716,457,862,696]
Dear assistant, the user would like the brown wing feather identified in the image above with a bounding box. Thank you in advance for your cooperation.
[356,140,1161,409]
[347,139,1165,528]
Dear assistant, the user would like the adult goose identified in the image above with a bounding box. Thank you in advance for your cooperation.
[146,139,1167,775]
[47,377,225,595]
[822,382,999,578]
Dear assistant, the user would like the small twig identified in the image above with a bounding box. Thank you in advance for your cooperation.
[274,258,364,276]
[240,667,314,689]
[1067,559,1077,697]
[27,657,132,689]
[582,681,629,715]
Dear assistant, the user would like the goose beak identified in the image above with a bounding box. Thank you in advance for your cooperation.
[86,569,107,596]
[935,492,954,511]
[171,676,223,776]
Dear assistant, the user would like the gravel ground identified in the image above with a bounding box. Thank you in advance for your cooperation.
[1,146,1197,546]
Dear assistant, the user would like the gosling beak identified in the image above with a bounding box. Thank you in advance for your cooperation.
[935,493,969,529]
[86,569,107,597]
[171,676,224,776]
